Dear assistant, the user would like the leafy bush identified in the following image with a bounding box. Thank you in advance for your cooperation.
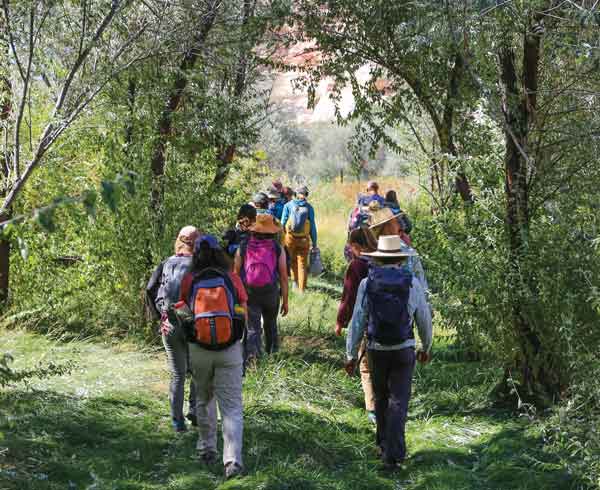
[0,352,75,387]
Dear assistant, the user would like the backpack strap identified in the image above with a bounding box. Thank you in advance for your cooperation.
[193,267,239,306]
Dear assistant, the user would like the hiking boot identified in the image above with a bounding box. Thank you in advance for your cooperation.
[224,462,243,479]
[186,412,198,427]
[367,410,377,425]
[172,418,187,433]
[199,451,218,465]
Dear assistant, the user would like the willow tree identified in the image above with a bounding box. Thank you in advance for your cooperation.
[289,0,480,205]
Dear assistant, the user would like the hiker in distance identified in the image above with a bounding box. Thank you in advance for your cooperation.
[345,235,432,470]
[223,204,258,258]
[178,235,248,479]
[369,207,427,291]
[153,226,214,433]
[281,185,318,292]
[234,213,289,359]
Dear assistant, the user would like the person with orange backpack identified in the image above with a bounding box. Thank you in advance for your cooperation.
[178,235,248,479]
[234,214,289,359]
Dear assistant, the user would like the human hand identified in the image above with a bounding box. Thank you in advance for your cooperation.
[335,323,343,336]
[344,359,356,377]
[280,301,289,317]
[416,350,431,364]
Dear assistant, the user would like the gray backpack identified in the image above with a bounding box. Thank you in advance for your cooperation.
[289,204,310,233]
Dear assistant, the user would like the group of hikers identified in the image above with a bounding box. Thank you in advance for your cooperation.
[147,179,432,478]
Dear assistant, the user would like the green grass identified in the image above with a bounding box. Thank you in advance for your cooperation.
[0,281,584,490]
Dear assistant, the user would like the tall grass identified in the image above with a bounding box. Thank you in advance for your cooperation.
[310,177,424,277]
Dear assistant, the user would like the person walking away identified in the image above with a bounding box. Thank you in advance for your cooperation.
[252,192,271,215]
[234,214,289,359]
[358,181,385,207]
[281,185,317,292]
[335,228,377,423]
[369,207,428,294]
[180,235,248,479]
[223,204,257,258]
[267,188,285,221]
[345,235,432,469]
[154,226,209,432]
[383,190,412,235]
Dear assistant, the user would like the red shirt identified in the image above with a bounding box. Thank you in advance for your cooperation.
[336,257,369,329]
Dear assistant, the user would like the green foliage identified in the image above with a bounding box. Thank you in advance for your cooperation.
[0,291,586,490]
[0,352,74,388]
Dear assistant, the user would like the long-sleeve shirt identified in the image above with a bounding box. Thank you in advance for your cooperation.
[281,199,317,246]
[346,265,432,360]
[336,257,369,329]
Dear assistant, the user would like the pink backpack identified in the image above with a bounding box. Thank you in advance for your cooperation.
[241,237,280,288]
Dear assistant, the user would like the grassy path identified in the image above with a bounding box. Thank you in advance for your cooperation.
[0,284,576,489]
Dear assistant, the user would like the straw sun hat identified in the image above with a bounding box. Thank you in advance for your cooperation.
[361,235,417,258]
[368,207,402,229]
[250,214,281,234]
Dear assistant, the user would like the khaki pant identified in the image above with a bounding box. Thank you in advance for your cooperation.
[284,233,310,292]
[189,342,244,467]
[359,338,375,412]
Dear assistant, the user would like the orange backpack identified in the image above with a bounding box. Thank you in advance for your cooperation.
[183,268,244,350]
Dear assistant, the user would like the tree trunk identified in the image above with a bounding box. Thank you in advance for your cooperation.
[211,0,255,188]
[0,210,9,306]
[1,28,11,304]
[150,10,218,230]
[498,26,560,406]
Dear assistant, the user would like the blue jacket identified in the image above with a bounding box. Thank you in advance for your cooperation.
[271,199,285,220]
[281,199,317,247]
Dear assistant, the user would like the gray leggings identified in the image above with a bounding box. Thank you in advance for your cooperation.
[162,323,196,421]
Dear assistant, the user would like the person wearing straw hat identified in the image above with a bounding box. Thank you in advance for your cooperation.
[369,207,428,294]
[234,214,289,359]
[345,234,432,470]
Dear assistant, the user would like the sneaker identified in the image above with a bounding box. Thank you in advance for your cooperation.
[199,451,218,465]
[224,462,243,479]
[186,413,198,427]
[172,418,187,433]
[367,411,377,425]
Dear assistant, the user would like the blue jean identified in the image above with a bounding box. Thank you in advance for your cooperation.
[162,323,196,421]
[368,347,416,463]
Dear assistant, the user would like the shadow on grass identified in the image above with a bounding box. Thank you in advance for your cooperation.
[0,389,179,490]
[408,426,576,490]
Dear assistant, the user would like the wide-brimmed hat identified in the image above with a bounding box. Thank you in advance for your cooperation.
[368,207,401,229]
[361,235,417,258]
[250,214,281,234]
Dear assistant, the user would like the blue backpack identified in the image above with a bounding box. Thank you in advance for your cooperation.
[366,266,413,345]
[288,203,310,234]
